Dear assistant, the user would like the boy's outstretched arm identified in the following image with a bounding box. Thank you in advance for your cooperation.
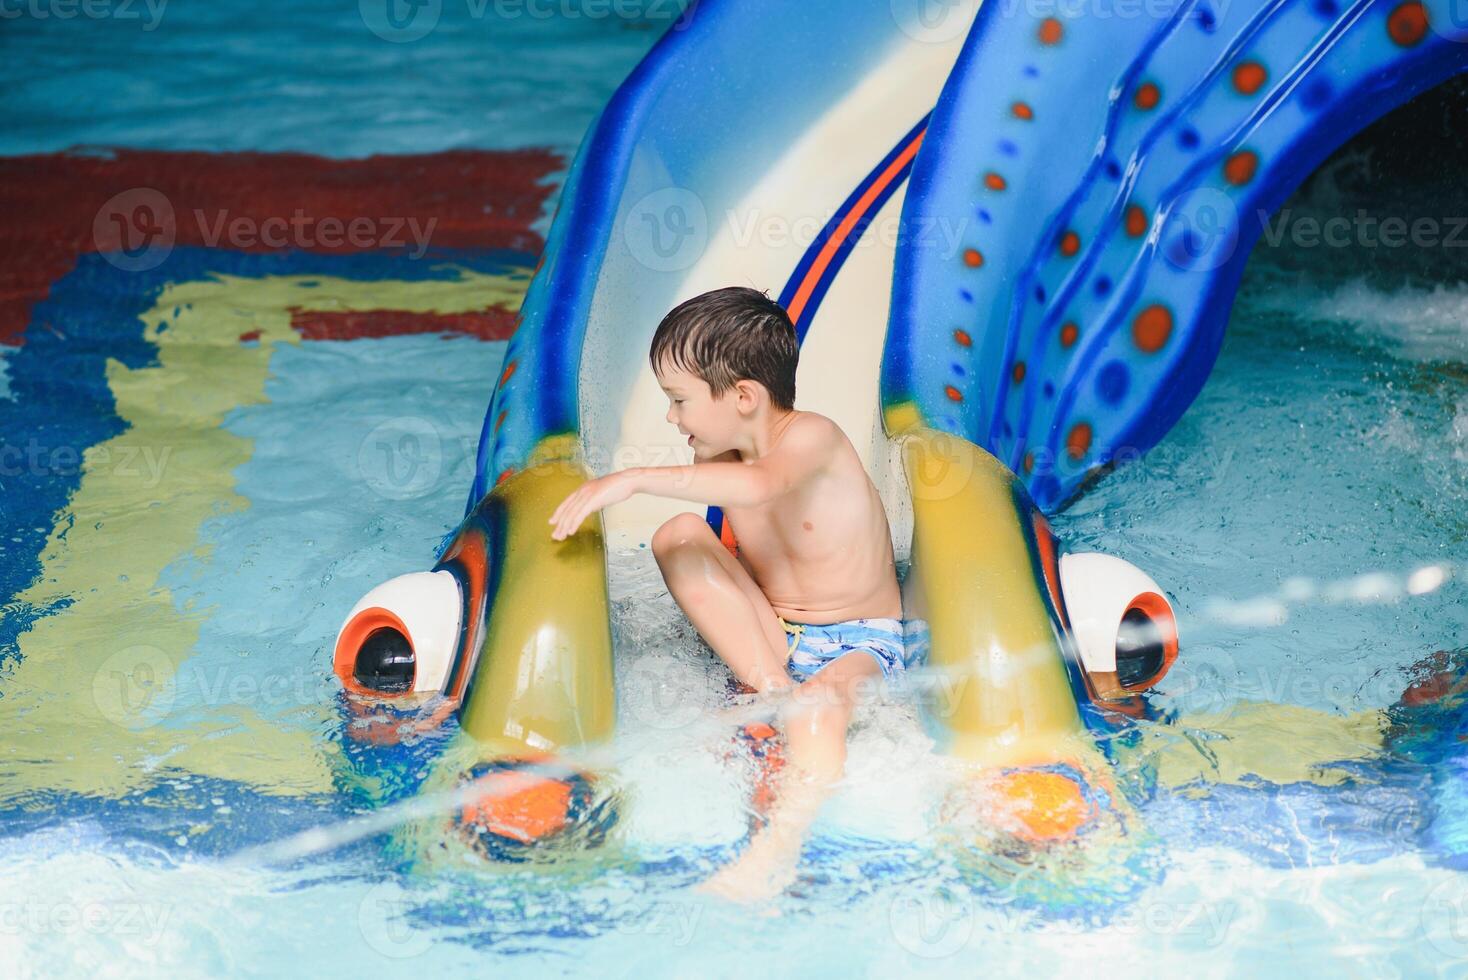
[548,415,836,541]
[547,460,767,541]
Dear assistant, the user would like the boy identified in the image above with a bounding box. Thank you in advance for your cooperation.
[548,285,907,903]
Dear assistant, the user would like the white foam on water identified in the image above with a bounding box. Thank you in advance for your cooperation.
[1254,276,1468,363]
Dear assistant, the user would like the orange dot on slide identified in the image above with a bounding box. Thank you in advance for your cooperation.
[1012,361,1027,383]
[1038,17,1063,44]
[1232,60,1267,95]
[963,247,984,268]
[1065,422,1092,460]
[1224,149,1259,185]
[1011,101,1034,120]
[1387,1,1428,45]
[944,384,963,402]
[1132,303,1173,352]
[1059,230,1080,256]
[954,328,972,347]
[984,172,1008,191]
[1060,321,1080,348]
[1124,203,1149,237]
[1133,81,1160,111]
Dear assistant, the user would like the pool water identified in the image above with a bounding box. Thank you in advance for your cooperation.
[2,3,1467,976]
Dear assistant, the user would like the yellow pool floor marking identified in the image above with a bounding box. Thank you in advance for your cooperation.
[2,269,525,799]
[1146,702,1388,790]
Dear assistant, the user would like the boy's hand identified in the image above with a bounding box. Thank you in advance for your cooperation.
[548,470,639,541]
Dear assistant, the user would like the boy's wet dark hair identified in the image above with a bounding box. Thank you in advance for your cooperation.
[648,286,798,411]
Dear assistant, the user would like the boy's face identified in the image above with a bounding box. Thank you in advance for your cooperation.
[654,360,745,456]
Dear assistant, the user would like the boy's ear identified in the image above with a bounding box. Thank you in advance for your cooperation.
[733,379,766,414]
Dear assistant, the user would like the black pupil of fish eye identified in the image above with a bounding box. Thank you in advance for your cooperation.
[1115,607,1165,689]
[354,626,415,693]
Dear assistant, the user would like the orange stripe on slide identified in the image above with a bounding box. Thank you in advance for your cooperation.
[711,126,926,554]
[785,127,927,324]
[719,517,739,558]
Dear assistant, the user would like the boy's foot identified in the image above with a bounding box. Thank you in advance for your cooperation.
[694,846,797,907]
[697,722,795,907]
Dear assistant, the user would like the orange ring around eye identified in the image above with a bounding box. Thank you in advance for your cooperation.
[333,606,415,698]
[437,530,487,704]
[1119,591,1178,690]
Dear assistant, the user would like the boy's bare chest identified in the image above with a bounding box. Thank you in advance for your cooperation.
[724,475,882,572]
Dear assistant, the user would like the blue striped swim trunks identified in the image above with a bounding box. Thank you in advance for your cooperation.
[778,615,913,683]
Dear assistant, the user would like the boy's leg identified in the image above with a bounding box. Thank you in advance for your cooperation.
[696,651,882,903]
[781,650,883,781]
[651,512,795,694]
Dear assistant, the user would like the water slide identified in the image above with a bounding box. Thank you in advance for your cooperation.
[333,0,1468,848]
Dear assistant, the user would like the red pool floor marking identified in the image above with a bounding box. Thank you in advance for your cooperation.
[0,148,561,346]
[290,308,519,342]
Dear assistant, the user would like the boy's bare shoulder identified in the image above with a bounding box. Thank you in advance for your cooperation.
[779,411,847,456]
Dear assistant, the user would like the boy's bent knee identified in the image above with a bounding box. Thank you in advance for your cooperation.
[651,512,714,557]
